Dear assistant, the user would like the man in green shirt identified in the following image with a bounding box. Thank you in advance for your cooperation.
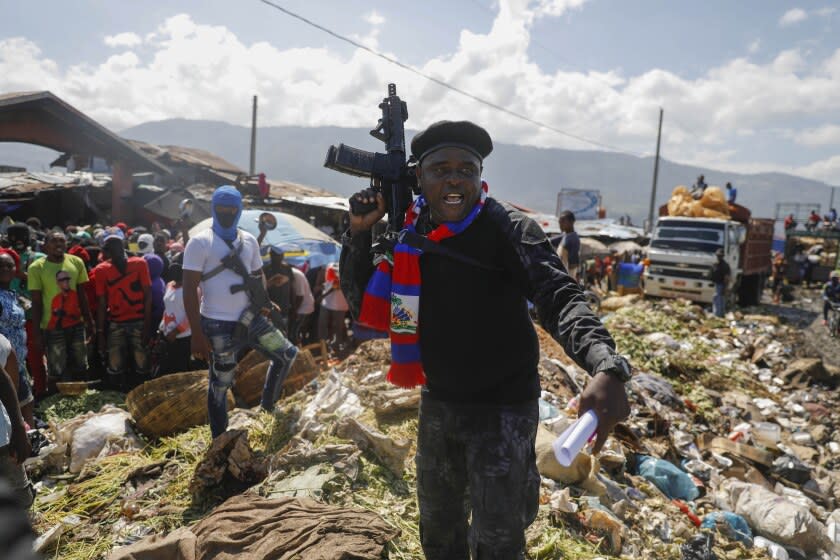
[28,231,94,384]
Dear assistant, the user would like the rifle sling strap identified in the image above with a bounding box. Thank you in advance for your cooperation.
[201,231,246,282]
[392,230,502,272]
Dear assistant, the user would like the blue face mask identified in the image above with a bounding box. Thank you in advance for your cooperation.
[211,186,243,241]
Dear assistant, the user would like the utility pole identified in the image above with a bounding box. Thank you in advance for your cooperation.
[249,95,258,176]
[830,186,836,212]
[647,108,664,234]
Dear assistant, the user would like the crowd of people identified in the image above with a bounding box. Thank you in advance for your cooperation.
[6,214,357,387]
[0,208,358,508]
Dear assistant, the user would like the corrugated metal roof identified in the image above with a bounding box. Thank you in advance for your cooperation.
[0,171,110,195]
[127,140,244,175]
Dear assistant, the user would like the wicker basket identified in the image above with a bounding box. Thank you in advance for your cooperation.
[56,381,94,396]
[126,370,234,438]
[233,349,319,407]
[235,349,269,377]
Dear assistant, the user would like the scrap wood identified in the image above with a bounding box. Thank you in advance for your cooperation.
[698,434,778,467]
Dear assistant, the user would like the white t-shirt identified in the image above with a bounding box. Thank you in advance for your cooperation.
[322,263,349,312]
[0,334,13,447]
[291,266,314,314]
[160,282,191,338]
[183,229,264,321]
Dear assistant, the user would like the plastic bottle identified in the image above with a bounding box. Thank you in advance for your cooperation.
[753,536,789,560]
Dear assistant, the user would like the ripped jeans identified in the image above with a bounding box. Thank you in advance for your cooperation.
[201,314,298,438]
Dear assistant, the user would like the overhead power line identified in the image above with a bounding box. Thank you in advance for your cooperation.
[257,0,647,157]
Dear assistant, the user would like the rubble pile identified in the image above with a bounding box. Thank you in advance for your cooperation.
[23,298,840,559]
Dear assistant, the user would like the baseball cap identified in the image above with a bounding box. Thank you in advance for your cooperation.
[102,226,125,245]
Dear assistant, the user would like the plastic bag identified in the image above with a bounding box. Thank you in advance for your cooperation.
[727,480,830,553]
[701,511,753,547]
[636,455,700,501]
[680,533,718,560]
[69,409,138,473]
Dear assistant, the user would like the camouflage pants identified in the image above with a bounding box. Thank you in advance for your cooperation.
[416,395,540,560]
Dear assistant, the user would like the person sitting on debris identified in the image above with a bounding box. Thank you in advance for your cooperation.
[822,272,840,326]
[807,210,820,232]
[690,174,707,199]
[725,182,737,204]
[95,228,152,391]
[709,248,731,318]
[183,186,298,439]
[340,120,631,559]
[825,208,838,229]
[784,213,797,231]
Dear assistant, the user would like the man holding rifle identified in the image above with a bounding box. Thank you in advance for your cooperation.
[339,120,631,559]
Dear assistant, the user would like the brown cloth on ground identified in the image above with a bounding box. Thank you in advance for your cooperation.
[108,494,399,560]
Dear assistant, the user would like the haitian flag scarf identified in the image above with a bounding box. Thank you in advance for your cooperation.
[358,181,489,388]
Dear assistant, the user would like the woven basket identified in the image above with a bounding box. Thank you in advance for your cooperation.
[126,370,234,438]
[235,349,269,377]
[56,381,92,396]
[233,349,319,407]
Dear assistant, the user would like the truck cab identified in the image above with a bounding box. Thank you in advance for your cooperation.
[644,216,771,306]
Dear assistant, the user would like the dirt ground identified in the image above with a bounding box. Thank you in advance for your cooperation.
[755,285,840,368]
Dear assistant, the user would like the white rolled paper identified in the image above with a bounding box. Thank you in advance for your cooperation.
[551,409,599,467]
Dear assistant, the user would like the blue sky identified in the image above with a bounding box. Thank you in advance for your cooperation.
[1,0,839,183]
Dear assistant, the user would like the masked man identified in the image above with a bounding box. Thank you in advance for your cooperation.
[340,121,631,559]
[183,186,298,438]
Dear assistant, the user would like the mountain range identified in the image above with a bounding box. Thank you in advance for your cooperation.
[3,118,836,224]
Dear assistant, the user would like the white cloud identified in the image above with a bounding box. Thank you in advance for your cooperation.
[779,8,808,26]
[363,11,385,26]
[532,0,589,18]
[2,1,840,185]
[748,39,760,54]
[795,125,840,146]
[103,32,142,48]
[815,6,836,18]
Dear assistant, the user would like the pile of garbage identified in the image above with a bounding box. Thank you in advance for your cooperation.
[24,297,840,559]
[667,186,731,219]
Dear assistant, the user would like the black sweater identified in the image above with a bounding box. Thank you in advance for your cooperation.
[340,198,617,404]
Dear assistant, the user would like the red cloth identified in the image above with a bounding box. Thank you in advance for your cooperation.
[94,257,151,322]
[25,320,46,397]
[68,245,91,263]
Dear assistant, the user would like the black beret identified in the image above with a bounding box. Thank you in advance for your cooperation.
[411,120,493,163]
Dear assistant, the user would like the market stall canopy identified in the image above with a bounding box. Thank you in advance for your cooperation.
[280,196,350,212]
[189,209,340,269]
[580,237,609,257]
[609,240,644,255]
[576,219,646,241]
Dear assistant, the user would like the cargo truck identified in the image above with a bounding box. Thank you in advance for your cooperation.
[644,205,773,306]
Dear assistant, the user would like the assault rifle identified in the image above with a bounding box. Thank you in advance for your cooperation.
[324,83,419,235]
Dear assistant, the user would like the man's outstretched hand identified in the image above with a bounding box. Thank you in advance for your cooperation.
[578,371,631,454]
